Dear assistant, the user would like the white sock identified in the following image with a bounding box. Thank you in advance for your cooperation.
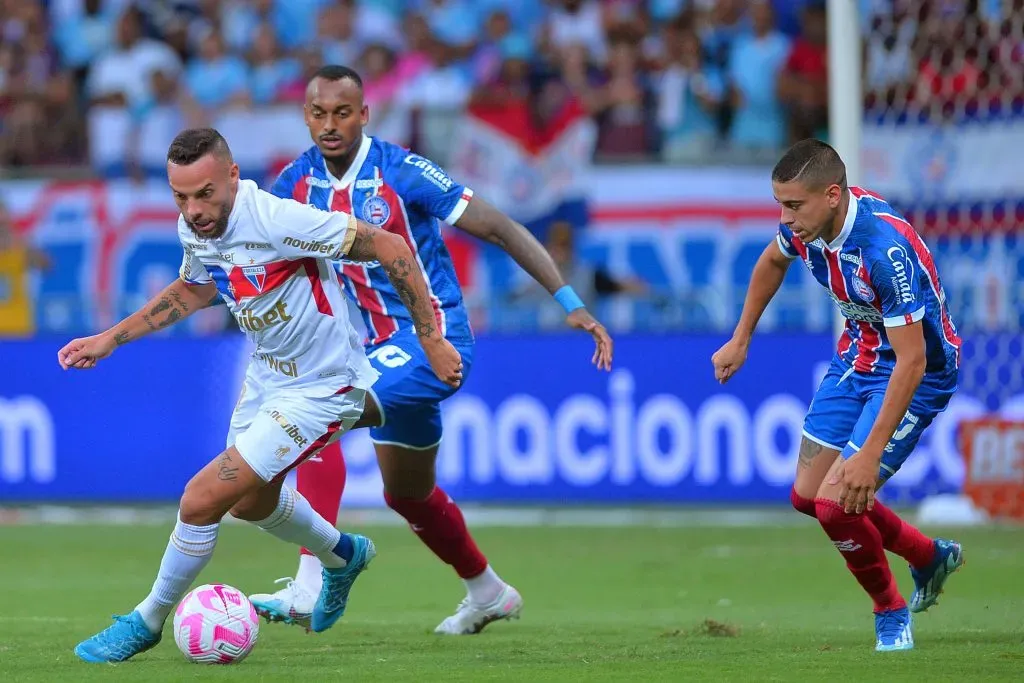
[135,514,219,633]
[253,486,347,568]
[296,554,324,595]
[463,565,505,605]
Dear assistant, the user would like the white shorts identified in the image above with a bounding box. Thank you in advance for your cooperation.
[227,375,365,482]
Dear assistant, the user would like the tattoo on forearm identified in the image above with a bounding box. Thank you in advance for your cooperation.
[347,226,438,339]
[385,256,436,339]
[346,226,375,261]
[142,295,187,330]
[156,308,181,329]
[798,438,824,469]
[169,289,190,312]
[216,452,239,481]
[149,298,171,316]
[114,331,131,346]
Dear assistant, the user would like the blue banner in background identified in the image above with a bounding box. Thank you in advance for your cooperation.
[0,334,965,505]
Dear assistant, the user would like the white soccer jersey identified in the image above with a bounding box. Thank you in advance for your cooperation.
[178,179,379,396]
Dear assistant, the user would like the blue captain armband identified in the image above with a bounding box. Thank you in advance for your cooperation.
[554,285,585,313]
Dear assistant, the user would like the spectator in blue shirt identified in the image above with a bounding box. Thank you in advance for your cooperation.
[727,1,790,153]
[182,31,250,112]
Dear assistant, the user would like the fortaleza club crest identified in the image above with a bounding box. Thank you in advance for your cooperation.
[242,265,267,292]
[362,195,391,226]
[852,275,875,302]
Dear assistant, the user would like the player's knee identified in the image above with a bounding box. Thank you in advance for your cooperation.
[180,474,228,525]
[178,488,223,526]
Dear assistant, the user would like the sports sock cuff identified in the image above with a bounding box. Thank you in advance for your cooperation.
[254,486,296,530]
[171,514,219,556]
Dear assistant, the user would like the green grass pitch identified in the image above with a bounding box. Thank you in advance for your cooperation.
[1,521,1022,681]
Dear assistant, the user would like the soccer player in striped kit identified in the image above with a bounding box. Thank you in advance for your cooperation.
[713,139,965,652]
[250,65,614,634]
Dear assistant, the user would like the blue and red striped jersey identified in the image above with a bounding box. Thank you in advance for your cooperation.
[777,187,961,376]
[272,135,473,345]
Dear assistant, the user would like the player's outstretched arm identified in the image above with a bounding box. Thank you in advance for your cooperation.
[453,197,613,370]
[57,278,218,370]
[712,241,793,383]
[344,220,464,388]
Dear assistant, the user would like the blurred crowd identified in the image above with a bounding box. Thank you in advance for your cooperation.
[1,0,1020,171]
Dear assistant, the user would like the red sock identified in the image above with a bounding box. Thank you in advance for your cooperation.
[296,440,347,556]
[790,488,817,518]
[815,498,906,613]
[385,486,488,579]
[868,501,936,569]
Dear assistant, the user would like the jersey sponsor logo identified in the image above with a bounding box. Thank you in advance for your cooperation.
[829,293,884,322]
[268,409,308,448]
[851,275,875,302]
[282,236,337,255]
[245,242,272,250]
[362,195,391,226]
[305,175,332,189]
[839,252,862,266]
[218,252,234,263]
[356,174,384,192]
[403,154,454,191]
[257,352,298,377]
[886,245,915,304]
[237,300,294,332]
[242,265,266,292]
[336,258,380,269]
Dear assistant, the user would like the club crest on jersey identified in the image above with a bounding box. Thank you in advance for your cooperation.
[242,265,267,292]
[851,275,875,302]
[363,195,391,226]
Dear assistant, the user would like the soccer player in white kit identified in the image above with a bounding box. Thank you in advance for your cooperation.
[58,128,463,663]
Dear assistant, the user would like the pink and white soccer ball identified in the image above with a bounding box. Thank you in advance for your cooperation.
[173,583,260,664]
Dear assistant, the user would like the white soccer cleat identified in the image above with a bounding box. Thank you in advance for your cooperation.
[434,584,523,635]
[249,577,316,628]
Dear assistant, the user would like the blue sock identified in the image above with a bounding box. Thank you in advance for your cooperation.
[332,534,354,563]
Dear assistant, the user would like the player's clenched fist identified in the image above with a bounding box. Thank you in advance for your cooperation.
[711,337,749,384]
[58,332,116,370]
[423,337,465,388]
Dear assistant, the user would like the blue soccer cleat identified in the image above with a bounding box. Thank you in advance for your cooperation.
[875,607,914,652]
[909,539,964,614]
[310,534,376,633]
[75,611,161,663]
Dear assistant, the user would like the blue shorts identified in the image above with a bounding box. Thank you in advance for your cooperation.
[803,357,958,481]
[365,328,474,450]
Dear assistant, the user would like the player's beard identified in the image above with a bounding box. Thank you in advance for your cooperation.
[184,202,231,240]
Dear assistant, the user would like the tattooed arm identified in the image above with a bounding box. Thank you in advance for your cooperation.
[57,278,217,369]
[342,218,463,386]
[109,278,218,346]
[343,219,439,340]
